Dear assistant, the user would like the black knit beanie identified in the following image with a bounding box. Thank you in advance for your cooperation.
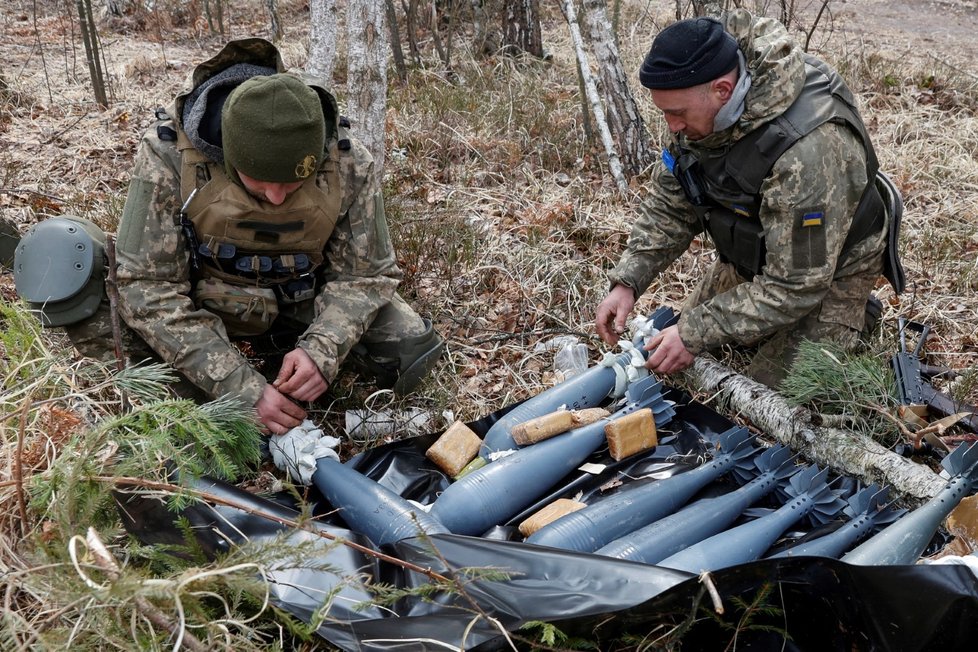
[639,17,739,90]
[222,74,325,183]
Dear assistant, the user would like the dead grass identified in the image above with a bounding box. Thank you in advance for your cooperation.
[2,0,978,648]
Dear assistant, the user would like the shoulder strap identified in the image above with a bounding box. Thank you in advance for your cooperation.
[725,55,878,195]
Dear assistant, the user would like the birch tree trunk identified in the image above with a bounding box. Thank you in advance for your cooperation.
[501,0,543,57]
[347,0,389,185]
[581,0,655,177]
[680,356,947,505]
[308,0,339,84]
[561,0,627,193]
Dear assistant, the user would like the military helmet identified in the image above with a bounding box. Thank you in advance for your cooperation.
[14,216,107,327]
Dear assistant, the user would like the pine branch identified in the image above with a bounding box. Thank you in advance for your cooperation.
[83,528,208,652]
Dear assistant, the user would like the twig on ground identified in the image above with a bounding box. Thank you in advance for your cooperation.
[699,571,724,615]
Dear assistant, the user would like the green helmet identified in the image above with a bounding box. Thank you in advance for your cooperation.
[13,216,107,327]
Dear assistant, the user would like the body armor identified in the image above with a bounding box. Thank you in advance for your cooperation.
[669,55,904,293]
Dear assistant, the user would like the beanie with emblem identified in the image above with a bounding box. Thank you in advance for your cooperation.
[639,17,739,90]
[222,74,325,183]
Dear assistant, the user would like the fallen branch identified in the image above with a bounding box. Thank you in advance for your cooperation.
[680,356,947,504]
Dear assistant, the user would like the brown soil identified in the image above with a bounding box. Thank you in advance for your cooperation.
[835,0,978,64]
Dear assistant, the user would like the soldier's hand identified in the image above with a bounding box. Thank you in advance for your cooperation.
[643,325,695,374]
[255,385,307,435]
[596,284,637,345]
[274,348,329,402]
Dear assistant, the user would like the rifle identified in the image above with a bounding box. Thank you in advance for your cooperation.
[891,318,978,434]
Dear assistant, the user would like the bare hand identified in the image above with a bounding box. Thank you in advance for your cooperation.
[255,384,307,435]
[644,325,695,374]
[273,348,329,402]
[596,284,637,345]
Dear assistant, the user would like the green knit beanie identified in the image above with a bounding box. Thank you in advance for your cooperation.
[222,74,325,183]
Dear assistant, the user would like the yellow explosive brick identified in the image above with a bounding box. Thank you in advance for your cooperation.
[426,421,482,477]
[512,407,612,446]
[518,498,588,537]
[571,407,610,427]
[604,408,657,461]
[512,410,575,445]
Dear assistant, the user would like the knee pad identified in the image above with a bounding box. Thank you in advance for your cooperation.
[349,320,445,395]
[13,216,107,327]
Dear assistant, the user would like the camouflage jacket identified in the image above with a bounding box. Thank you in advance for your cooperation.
[113,39,400,406]
[610,10,887,354]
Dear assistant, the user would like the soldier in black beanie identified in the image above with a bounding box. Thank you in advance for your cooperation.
[597,10,904,388]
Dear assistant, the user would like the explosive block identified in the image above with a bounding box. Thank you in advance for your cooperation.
[512,407,611,446]
[519,498,588,537]
[605,408,657,461]
[426,421,482,477]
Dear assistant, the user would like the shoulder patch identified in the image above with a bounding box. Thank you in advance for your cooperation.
[801,211,824,227]
[792,207,827,269]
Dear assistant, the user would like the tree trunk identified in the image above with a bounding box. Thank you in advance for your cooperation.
[501,0,543,57]
[680,356,947,505]
[347,0,389,185]
[384,0,408,82]
[400,0,422,67]
[308,0,339,84]
[77,0,108,108]
[561,0,628,193]
[581,0,655,177]
[265,0,283,42]
[469,0,500,55]
[103,0,133,16]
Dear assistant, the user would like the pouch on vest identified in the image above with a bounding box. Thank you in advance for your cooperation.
[194,278,279,337]
[706,206,767,279]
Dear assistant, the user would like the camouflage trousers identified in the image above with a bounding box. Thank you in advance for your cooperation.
[683,260,877,388]
[66,292,431,400]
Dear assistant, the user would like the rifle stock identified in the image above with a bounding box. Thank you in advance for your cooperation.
[892,318,978,433]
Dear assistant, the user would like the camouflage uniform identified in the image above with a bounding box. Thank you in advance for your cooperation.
[610,10,889,385]
[69,39,428,406]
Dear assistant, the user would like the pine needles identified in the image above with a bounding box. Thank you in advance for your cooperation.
[781,340,900,444]
[1,298,272,650]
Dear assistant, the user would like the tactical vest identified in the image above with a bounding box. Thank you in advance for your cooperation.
[174,126,344,302]
[670,55,885,281]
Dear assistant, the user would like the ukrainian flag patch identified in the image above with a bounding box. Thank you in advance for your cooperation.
[732,204,750,217]
[802,211,824,227]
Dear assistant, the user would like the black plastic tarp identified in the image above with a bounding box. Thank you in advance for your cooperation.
[118,390,978,650]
